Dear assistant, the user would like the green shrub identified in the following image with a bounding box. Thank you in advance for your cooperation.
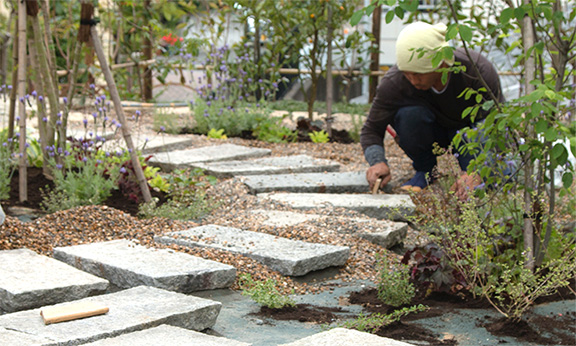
[376,254,415,307]
[338,305,428,333]
[238,273,296,309]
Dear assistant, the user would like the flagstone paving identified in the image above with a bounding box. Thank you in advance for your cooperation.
[148,144,271,171]
[155,224,350,276]
[53,239,236,293]
[258,192,415,221]
[0,248,109,313]
[240,171,368,194]
[83,324,252,346]
[251,209,408,249]
[279,327,415,346]
[0,286,221,346]
[192,154,341,178]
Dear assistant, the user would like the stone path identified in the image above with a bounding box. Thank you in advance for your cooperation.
[1,142,419,345]
[54,239,236,293]
[0,248,108,313]
[155,224,350,276]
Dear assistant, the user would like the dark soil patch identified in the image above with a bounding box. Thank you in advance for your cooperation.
[254,304,343,324]
[2,167,164,218]
[346,287,576,345]
[377,321,457,345]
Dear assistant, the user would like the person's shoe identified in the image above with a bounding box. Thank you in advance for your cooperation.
[401,171,432,192]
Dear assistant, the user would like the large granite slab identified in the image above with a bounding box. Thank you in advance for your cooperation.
[252,210,408,248]
[148,144,271,171]
[240,171,368,194]
[83,324,251,345]
[192,155,341,178]
[258,192,415,221]
[279,328,415,346]
[0,286,221,346]
[155,225,350,276]
[0,248,109,313]
[53,240,236,293]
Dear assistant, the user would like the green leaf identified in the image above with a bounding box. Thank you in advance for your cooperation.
[544,128,557,142]
[500,7,514,23]
[385,9,396,24]
[458,24,473,42]
[514,7,526,20]
[446,24,459,40]
[562,172,574,189]
[535,119,548,134]
[350,10,364,26]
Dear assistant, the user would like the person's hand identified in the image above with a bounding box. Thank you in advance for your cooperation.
[451,172,482,201]
[366,162,392,192]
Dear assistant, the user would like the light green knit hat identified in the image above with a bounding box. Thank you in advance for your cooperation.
[395,22,454,73]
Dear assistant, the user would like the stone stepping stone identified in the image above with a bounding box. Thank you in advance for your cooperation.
[258,192,415,221]
[155,225,350,276]
[192,154,341,178]
[1,326,52,345]
[148,144,271,172]
[53,239,236,293]
[0,286,221,346]
[241,171,368,194]
[83,324,251,345]
[252,210,408,249]
[0,248,109,313]
[279,327,415,346]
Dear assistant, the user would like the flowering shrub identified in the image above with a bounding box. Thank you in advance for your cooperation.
[41,143,122,213]
[185,44,289,139]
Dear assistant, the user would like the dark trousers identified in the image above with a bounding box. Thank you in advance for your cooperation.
[393,106,475,173]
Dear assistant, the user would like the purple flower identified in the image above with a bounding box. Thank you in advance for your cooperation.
[90,84,96,89]
[56,120,62,126]
[57,112,62,118]
[159,126,166,132]
[119,167,127,174]
[63,97,68,104]
[135,110,141,116]
[83,119,88,126]
[56,164,63,169]
[92,112,98,118]
[19,97,24,103]
[31,90,37,97]
[38,95,44,102]
[42,117,48,122]
[82,157,88,162]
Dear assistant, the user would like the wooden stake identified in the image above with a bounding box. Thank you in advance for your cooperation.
[91,25,152,203]
[17,0,28,202]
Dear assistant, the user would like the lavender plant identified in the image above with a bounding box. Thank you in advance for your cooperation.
[0,130,16,200]
[184,44,286,139]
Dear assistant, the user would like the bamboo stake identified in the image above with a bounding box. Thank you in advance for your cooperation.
[90,25,152,203]
[17,0,27,202]
[27,16,49,174]
[27,0,60,151]
[8,11,18,139]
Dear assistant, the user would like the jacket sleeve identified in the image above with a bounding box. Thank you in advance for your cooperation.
[360,70,402,164]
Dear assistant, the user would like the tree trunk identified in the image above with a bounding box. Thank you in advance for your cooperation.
[17,0,27,202]
[27,17,49,174]
[325,6,334,138]
[521,0,537,271]
[142,0,153,101]
[29,11,60,152]
[369,5,381,103]
[91,25,152,203]
[8,15,18,139]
